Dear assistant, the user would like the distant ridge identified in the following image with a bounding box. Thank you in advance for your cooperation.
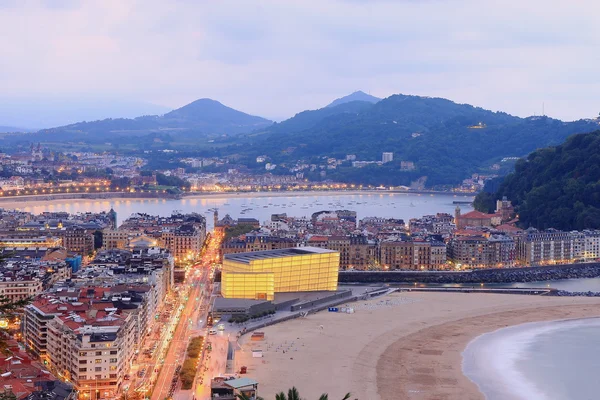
[38,98,273,139]
[0,125,32,133]
[326,90,381,108]
[239,93,600,186]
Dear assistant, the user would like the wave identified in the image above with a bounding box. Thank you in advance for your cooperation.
[462,318,600,400]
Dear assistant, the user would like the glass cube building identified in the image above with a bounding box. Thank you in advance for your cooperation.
[221,247,340,300]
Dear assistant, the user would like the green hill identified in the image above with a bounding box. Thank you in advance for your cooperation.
[474,130,600,230]
[326,90,381,108]
[233,94,599,186]
[36,98,273,141]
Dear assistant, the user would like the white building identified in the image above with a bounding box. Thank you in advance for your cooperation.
[382,152,394,163]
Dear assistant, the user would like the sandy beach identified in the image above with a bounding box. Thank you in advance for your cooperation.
[234,292,600,400]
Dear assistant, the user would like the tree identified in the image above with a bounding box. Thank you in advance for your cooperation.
[0,295,31,355]
[0,390,17,400]
[236,394,264,400]
[272,387,352,400]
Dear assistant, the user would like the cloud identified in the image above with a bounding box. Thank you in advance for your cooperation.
[0,0,598,121]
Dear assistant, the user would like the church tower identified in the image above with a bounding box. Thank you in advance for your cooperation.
[108,207,117,229]
[454,205,461,226]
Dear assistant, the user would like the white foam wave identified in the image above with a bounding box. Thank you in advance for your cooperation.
[462,318,600,400]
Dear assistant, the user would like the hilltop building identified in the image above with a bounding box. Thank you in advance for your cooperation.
[454,207,501,230]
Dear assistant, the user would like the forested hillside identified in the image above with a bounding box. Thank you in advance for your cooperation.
[237,94,599,186]
[474,131,600,230]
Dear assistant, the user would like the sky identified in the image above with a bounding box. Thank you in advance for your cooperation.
[1,0,599,124]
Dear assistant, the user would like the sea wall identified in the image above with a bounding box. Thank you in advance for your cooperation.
[339,263,600,284]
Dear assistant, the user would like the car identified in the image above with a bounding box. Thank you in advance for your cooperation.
[208,329,217,335]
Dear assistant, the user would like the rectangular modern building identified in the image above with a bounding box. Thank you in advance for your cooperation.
[382,152,394,163]
[221,247,339,301]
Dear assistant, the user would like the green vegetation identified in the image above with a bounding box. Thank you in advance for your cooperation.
[0,391,17,400]
[224,224,255,240]
[155,172,190,189]
[474,131,600,230]
[269,387,351,400]
[179,336,204,390]
[34,98,272,141]
[235,95,599,186]
[228,309,275,323]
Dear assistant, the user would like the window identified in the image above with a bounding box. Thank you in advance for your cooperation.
[95,367,102,372]
[109,374,117,379]
[110,350,117,355]
[80,375,87,380]
[109,358,117,363]
[109,366,117,371]
[96,351,102,356]
[79,368,87,372]
[79,352,87,356]
[95,375,101,380]
[95,359,102,364]
[79,360,87,365]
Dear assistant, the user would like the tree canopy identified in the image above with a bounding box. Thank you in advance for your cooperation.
[474,130,600,230]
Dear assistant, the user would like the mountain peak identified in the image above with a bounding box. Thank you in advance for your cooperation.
[164,98,272,126]
[326,91,381,108]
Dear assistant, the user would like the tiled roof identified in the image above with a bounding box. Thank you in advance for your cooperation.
[459,210,494,220]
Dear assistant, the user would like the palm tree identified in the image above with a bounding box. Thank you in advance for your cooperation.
[318,394,352,400]
[274,387,352,400]
[287,387,301,400]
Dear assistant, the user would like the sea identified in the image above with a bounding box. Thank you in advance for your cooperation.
[463,318,600,400]
[4,191,474,230]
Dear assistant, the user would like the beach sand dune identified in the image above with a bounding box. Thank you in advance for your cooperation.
[235,292,600,400]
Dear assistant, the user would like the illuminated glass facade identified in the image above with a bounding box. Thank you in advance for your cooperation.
[221,247,340,300]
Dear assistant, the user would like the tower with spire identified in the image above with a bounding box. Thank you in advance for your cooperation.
[454,205,461,226]
[31,143,43,161]
[108,207,117,229]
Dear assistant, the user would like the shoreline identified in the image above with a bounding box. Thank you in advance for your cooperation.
[0,189,473,209]
[377,301,600,400]
[462,316,600,400]
[233,292,600,400]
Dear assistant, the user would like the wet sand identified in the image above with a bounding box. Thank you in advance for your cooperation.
[234,292,600,400]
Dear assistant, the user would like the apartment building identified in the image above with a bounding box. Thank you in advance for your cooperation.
[307,234,376,270]
[47,312,135,399]
[101,229,143,250]
[0,279,43,302]
[448,233,516,269]
[161,224,205,263]
[220,235,298,260]
[516,229,575,266]
[63,227,95,256]
[573,230,600,261]
[379,239,447,270]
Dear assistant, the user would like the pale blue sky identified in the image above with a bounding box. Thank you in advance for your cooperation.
[1,0,598,122]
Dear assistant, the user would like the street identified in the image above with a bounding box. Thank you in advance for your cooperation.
[148,231,223,400]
